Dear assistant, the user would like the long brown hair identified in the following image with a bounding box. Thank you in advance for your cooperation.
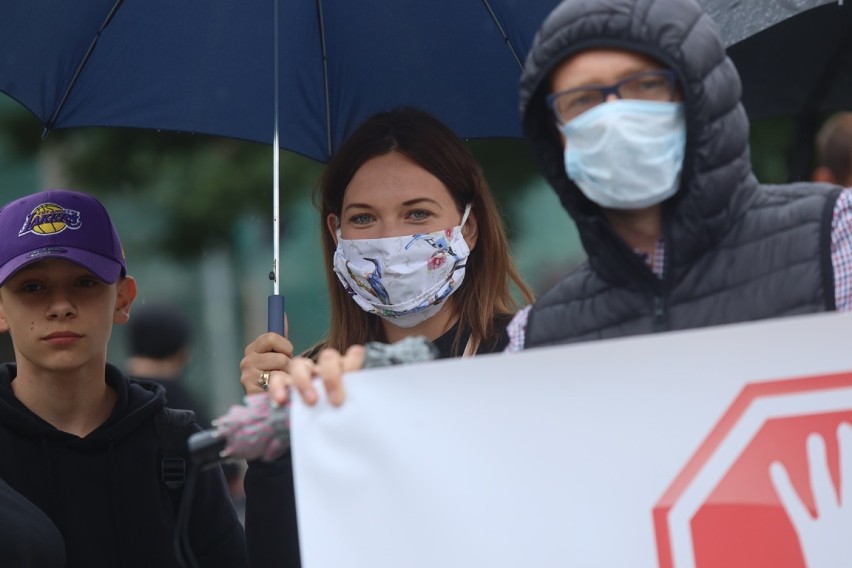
[314,107,533,356]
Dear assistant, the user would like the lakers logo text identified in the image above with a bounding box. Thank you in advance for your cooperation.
[19,203,82,236]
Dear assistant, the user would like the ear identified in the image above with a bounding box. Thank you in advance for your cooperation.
[812,166,838,184]
[326,213,340,245]
[113,276,138,325]
[0,295,8,334]
[462,208,478,251]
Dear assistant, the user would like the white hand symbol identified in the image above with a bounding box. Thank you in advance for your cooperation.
[769,422,852,568]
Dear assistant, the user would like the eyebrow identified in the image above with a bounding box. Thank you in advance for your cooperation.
[342,197,443,212]
[555,64,664,92]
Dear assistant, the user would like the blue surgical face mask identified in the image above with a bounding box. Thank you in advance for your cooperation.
[558,100,686,210]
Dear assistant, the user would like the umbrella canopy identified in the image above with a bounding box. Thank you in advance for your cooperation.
[709,0,852,180]
[718,0,852,120]
[3,0,848,161]
[699,0,841,47]
[0,0,563,333]
[0,0,559,164]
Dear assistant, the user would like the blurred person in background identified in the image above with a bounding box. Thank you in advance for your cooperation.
[812,112,852,187]
[126,301,246,523]
[127,302,210,426]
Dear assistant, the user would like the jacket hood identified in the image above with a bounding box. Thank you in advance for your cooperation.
[520,0,757,284]
[0,362,165,447]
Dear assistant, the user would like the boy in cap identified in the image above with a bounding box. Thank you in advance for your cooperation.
[0,190,247,567]
[508,0,852,349]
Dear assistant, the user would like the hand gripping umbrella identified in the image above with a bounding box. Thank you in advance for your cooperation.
[188,336,440,465]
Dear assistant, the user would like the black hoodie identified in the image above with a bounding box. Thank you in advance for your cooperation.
[518,0,840,347]
[0,362,247,568]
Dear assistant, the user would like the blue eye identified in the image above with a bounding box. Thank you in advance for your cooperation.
[349,213,375,225]
[407,209,432,221]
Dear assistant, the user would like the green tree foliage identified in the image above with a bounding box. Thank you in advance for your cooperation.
[0,102,324,257]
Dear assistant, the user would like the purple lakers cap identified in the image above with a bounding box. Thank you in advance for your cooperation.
[0,189,126,286]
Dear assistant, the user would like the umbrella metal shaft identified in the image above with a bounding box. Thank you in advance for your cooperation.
[268,0,285,336]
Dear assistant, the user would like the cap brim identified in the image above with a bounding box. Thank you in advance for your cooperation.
[0,247,124,286]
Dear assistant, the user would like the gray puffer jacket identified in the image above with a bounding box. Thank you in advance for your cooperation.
[519,0,841,348]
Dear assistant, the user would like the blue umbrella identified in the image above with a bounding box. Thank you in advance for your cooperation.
[0,0,559,330]
[0,0,559,162]
[1,0,846,162]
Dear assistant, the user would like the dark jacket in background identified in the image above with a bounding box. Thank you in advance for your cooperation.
[519,0,841,348]
[0,363,248,568]
[0,476,65,567]
[133,373,213,428]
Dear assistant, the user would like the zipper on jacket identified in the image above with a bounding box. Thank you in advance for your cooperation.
[651,222,672,333]
[652,295,667,332]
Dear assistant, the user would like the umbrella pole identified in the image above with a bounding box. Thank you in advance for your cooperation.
[268,0,285,336]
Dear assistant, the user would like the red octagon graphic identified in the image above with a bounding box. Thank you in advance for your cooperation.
[654,371,852,568]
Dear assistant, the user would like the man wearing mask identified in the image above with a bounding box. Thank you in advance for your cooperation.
[507,0,852,350]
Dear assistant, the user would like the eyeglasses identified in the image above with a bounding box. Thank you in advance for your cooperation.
[548,69,678,124]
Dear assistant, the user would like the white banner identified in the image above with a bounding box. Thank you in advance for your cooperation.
[291,312,852,568]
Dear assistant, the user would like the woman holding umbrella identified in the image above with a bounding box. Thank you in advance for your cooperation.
[238,106,534,567]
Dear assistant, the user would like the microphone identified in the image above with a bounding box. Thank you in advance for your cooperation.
[188,336,439,466]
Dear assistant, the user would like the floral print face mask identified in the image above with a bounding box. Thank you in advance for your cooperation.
[332,204,472,328]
